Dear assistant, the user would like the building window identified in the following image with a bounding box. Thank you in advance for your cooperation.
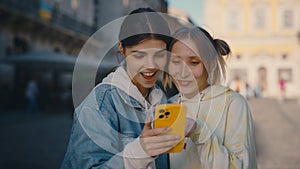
[229,68,247,82]
[254,8,266,29]
[282,9,294,28]
[227,10,238,30]
[123,0,129,8]
[71,0,78,10]
[257,67,268,92]
[223,4,242,32]
[282,54,288,60]
[251,3,270,31]
[278,68,292,82]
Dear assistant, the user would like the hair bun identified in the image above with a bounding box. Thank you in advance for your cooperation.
[213,39,231,56]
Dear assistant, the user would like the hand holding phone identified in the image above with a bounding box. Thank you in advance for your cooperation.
[154,104,187,153]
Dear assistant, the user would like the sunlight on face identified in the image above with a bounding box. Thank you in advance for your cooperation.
[124,39,167,93]
[169,40,208,98]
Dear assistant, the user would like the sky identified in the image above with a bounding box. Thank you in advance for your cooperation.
[167,0,204,25]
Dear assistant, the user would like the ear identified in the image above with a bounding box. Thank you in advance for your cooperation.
[118,42,125,57]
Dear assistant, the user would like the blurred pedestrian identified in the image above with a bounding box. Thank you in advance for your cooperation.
[279,78,286,101]
[25,78,39,113]
[246,82,254,99]
[229,76,247,98]
[254,83,262,98]
[60,85,73,111]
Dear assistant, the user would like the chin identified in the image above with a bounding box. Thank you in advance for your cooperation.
[178,86,190,93]
[180,88,198,96]
[180,90,192,96]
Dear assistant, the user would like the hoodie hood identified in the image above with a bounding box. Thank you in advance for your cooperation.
[99,66,164,109]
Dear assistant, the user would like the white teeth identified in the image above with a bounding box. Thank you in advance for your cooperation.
[142,72,155,77]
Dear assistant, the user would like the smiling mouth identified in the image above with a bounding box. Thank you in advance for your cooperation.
[141,71,157,80]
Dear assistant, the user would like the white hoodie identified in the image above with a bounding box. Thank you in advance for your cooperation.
[170,85,257,169]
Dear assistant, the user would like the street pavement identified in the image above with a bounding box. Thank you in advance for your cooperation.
[0,111,73,169]
[249,98,300,169]
[0,98,299,169]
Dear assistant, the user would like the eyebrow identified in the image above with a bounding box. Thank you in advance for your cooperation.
[131,49,167,54]
[155,49,167,53]
[171,55,199,59]
[188,56,201,59]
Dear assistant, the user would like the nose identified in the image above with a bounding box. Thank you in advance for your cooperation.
[180,63,190,78]
[146,57,156,69]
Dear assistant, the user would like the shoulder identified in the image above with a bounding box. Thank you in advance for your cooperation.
[224,89,252,119]
[77,84,119,109]
[226,89,248,106]
[211,86,250,114]
[167,93,180,103]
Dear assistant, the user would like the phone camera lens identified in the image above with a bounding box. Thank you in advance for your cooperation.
[159,109,165,113]
[159,114,164,119]
[164,112,170,115]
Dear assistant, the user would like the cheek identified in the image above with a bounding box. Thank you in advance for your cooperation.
[126,58,141,68]
[125,60,139,76]
[168,63,177,76]
[191,65,205,79]
[156,57,167,69]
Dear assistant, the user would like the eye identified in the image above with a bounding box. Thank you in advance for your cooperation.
[155,52,166,58]
[189,58,202,66]
[132,54,145,59]
[171,58,181,64]
[190,61,200,65]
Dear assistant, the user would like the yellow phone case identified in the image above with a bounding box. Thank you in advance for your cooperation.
[154,104,186,153]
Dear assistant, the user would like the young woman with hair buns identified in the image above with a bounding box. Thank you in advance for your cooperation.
[165,26,258,169]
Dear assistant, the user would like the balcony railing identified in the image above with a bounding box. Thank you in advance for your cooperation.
[0,0,95,36]
[51,10,95,36]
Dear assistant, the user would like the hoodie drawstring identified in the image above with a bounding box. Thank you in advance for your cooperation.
[144,99,148,111]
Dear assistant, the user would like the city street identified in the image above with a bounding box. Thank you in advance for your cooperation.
[249,98,300,168]
[0,111,73,169]
[0,98,300,169]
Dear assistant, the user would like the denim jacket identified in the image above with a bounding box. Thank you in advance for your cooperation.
[61,67,169,169]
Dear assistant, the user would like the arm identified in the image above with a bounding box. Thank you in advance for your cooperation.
[191,96,257,169]
[123,118,181,169]
[61,89,127,169]
[61,89,177,169]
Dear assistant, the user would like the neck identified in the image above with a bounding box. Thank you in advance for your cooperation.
[182,84,209,99]
[132,80,151,99]
[198,83,209,93]
[142,88,150,98]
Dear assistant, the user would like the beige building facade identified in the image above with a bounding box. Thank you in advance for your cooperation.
[203,0,300,100]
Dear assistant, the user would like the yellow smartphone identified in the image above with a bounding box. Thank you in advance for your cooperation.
[154,104,186,153]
